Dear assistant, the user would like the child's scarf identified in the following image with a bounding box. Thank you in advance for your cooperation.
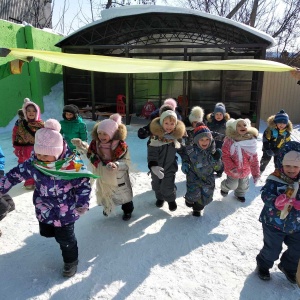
[230,138,257,168]
[33,153,99,180]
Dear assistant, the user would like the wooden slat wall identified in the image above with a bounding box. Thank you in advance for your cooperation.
[261,72,300,123]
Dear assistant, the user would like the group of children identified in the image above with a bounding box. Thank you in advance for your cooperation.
[0,97,299,284]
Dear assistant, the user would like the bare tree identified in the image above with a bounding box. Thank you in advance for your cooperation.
[166,0,300,65]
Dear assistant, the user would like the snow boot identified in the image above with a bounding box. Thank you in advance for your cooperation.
[278,263,296,284]
[155,199,164,208]
[185,200,194,208]
[63,260,78,278]
[122,213,132,221]
[192,210,201,217]
[236,196,246,203]
[257,265,270,281]
[168,201,177,211]
[220,190,228,197]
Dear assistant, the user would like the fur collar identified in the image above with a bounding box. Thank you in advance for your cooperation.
[267,115,293,132]
[206,112,230,123]
[91,121,127,141]
[150,117,186,139]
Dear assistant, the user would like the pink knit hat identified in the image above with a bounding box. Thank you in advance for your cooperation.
[22,98,41,121]
[34,119,63,159]
[97,113,122,139]
[163,98,177,110]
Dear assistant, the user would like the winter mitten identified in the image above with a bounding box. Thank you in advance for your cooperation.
[212,149,222,161]
[151,166,164,179]
[275,194,291,210]
[137,127,149,139]
[106,162,118,170]
[266,150,275,157]
[181,163,190,174]
[75,207,88,216]
[71,138,88,154]
[292,199,300,210]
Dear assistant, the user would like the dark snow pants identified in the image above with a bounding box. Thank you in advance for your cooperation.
[39,222,78,263]
[256,223,300,273]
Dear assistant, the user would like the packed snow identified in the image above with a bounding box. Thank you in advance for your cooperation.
[0,82,300,299]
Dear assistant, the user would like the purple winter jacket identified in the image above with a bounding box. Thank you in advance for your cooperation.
[0,144,91,227]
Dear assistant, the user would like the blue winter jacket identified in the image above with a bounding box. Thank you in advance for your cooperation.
[259,141,300,234]
[0,143,91,227]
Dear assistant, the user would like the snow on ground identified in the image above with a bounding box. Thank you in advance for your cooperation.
[0,82,300,299]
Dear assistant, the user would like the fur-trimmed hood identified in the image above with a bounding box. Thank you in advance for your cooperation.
[206,112,230,123]
[150,117,186,139]
[91,121,127,141]
[225,124,259,140]
[267,115,293,132]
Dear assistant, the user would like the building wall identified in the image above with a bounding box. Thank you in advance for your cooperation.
[261,72,300,123]
[0,19,62,127]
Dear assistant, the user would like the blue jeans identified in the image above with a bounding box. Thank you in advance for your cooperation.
[39,222,78,263]
[256,223,300,273]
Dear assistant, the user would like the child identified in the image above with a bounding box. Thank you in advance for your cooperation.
[72,113,134,221]
[221,118,260,202]
[0,146,15,237]
[12,98,44,189]
[138,98,182,140]
[180,124,222,216]
[206,102,231,177]
[256,141,300,284]
[182,106,205,146]
[260,109,292,173]
[148,110,186,211]
[60,104,88,152]
[1,119,92,277]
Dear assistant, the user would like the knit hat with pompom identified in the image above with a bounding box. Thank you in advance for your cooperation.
[34,119,63,159]
[189,106,204,124]
[226,118,251,131]
[163,98,177,110]
[214,102,226,115]
[22,97,41,121]
[97,113,122,139]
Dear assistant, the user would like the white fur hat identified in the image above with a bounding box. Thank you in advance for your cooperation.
[226,118,251,131]
[189,106,204,124]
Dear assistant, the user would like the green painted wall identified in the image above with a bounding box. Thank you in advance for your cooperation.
[0,20,63,127]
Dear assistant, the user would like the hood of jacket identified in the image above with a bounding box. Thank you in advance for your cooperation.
[149,117,186,139]
[267,115,293,132]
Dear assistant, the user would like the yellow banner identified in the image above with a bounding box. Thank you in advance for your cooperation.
[4,47,295,73]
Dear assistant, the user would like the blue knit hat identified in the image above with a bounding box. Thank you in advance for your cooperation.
[214,102,226,115]
[274,109,289,124]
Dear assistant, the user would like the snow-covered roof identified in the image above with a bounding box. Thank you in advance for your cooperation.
[58,5,275,47]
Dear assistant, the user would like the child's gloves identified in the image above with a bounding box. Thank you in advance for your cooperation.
[275,194,292,210]
[212,149,222,161]
[106,162,118,170]
[75,207,88,216]
[181,163,190,174]
[253,176,260,184]
[292,199,300,210]
[71,138,88,154]
[151,166,164,179]
[266,150,275,157]
[137,127,150,139]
